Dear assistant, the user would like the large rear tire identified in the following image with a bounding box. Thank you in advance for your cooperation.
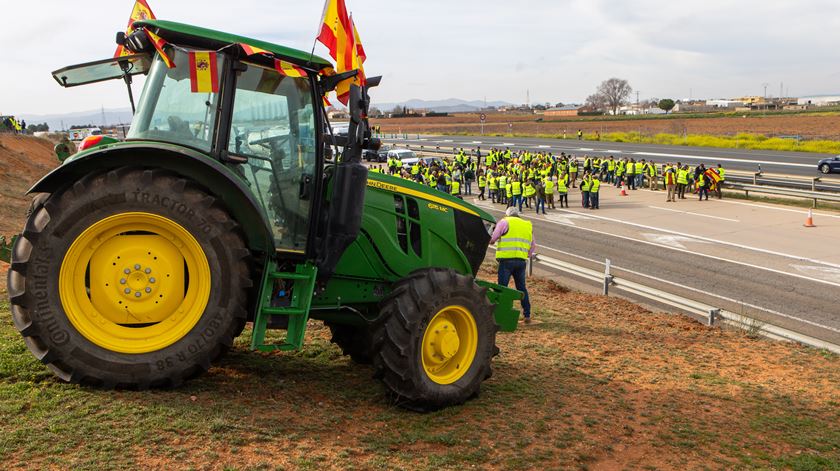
[372,268,498,410]
[7,168,251,388]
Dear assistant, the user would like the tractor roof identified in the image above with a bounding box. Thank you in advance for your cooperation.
[132,19,333,70]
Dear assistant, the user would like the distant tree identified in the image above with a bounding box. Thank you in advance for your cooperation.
[554,102,565,108]
[368,107,382,118]
[584,93,606,111]
[390,105,403,115]
[27,122,49,133]
[595,78,633,115]
[658,98,676,114]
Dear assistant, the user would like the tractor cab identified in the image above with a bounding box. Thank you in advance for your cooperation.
[51,20,351,257]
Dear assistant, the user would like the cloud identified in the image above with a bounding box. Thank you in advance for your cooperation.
[3,0,840,116]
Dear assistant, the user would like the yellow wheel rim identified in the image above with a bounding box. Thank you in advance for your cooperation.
[59,212,211,354]
[421,305,478,385]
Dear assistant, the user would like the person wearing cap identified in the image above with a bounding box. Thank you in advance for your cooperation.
[490,207,534,323]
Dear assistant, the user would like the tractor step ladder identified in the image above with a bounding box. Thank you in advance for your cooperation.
[250,262,318,352]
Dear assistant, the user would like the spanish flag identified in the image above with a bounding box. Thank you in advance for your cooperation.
[145,30,175,68]
[114,0,156,57]
[317,0,356,78]
[274,59,307,78]
[188,51,219,93]
[240,43,270,57]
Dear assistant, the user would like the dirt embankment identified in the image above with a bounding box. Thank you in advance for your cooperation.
[372,113,840,140]
[0,134,59,289]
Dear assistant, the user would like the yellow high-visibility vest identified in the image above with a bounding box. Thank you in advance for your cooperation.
[496,217,533,260]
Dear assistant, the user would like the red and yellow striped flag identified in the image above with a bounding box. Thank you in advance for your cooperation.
[240,43,270,56]
[145,30,175,68]
[188,51,219,93]
[114,0,156,57]
[274,59,307,78]
[335,14,366,104]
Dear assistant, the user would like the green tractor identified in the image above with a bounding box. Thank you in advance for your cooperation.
[3,20,521,410]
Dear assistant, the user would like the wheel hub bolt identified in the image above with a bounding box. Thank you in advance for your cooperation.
[145,268,152,274]
[149,277,156,284]
[135,292,142,297]
[124,268,131,274]
[134,264,141,270]
[124,288,131,294]
[145,287,152,293]
[120,278,127,284]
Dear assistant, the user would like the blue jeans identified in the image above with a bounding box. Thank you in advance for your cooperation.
[590,192,599,208]
[582,191,590,208]
[512,194,523,211]
[536,197,546,214]
[498,258,531,318]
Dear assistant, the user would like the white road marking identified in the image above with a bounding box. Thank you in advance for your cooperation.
[502,143,517,146]
[544,213,593,226]
[716,199,840,219]
[631,151,814,168]
[791,265,840,284]
[579,148,594,151]
[473,201,840,288]
[535,245,840,334]
[441,139,453,143]
[641,233,711,249]
[472,141,483,144]
[606,150,623,153]
[550,207,840,269]
[537,145,551,148]
[648,205,739,222]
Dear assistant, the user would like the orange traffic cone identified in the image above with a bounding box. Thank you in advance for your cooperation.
[619,185,628,197]
[804,208,816,227]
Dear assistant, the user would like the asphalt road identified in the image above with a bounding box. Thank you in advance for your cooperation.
[386,134,840,181]
[467,190,840,347]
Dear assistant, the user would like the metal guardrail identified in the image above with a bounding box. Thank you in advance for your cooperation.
[726,182,840,205]
[532,253,840,354]
[390,143,840,205]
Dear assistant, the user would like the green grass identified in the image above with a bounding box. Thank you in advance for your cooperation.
[0,292,838,469]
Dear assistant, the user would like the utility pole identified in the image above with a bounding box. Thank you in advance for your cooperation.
[526,89,530,108]
[636,91,640,106]
[762,82,769,99]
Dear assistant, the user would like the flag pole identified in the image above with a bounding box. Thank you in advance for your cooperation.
[309,0,331,65]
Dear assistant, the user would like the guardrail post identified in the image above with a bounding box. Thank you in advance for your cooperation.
[708,308,720,326]
[813,177,818,192]
[603,258,613,296]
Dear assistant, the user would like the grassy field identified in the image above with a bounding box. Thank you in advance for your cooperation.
[0,265,839,470]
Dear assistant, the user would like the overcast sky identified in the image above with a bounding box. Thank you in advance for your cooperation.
[3,0,840,116]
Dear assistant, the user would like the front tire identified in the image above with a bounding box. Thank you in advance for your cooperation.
[820,164,831,174]
[7,168,251,388]
[372,268,498,410]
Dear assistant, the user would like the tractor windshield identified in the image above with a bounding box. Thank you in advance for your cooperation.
[127,49,224,152]
[229,62,317,253]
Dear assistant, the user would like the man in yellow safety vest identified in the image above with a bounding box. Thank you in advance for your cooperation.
[490,206,534,323]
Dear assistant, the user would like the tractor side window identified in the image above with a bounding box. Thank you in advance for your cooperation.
[128,50,223,152]
[229,63,317,253]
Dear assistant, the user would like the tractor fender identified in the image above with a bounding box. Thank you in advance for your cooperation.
[28,142,273,253]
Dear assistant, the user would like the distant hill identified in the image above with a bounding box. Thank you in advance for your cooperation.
[373,98,515,113]
[19,108,134,132]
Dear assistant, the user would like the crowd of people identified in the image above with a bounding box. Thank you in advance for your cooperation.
[1,116,26,134]
[370,147,727,210]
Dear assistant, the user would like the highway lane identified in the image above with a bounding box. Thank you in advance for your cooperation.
[385,134,840,180]
[471,197,840,347]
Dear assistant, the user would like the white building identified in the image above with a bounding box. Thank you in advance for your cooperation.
[797,96,840,106]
